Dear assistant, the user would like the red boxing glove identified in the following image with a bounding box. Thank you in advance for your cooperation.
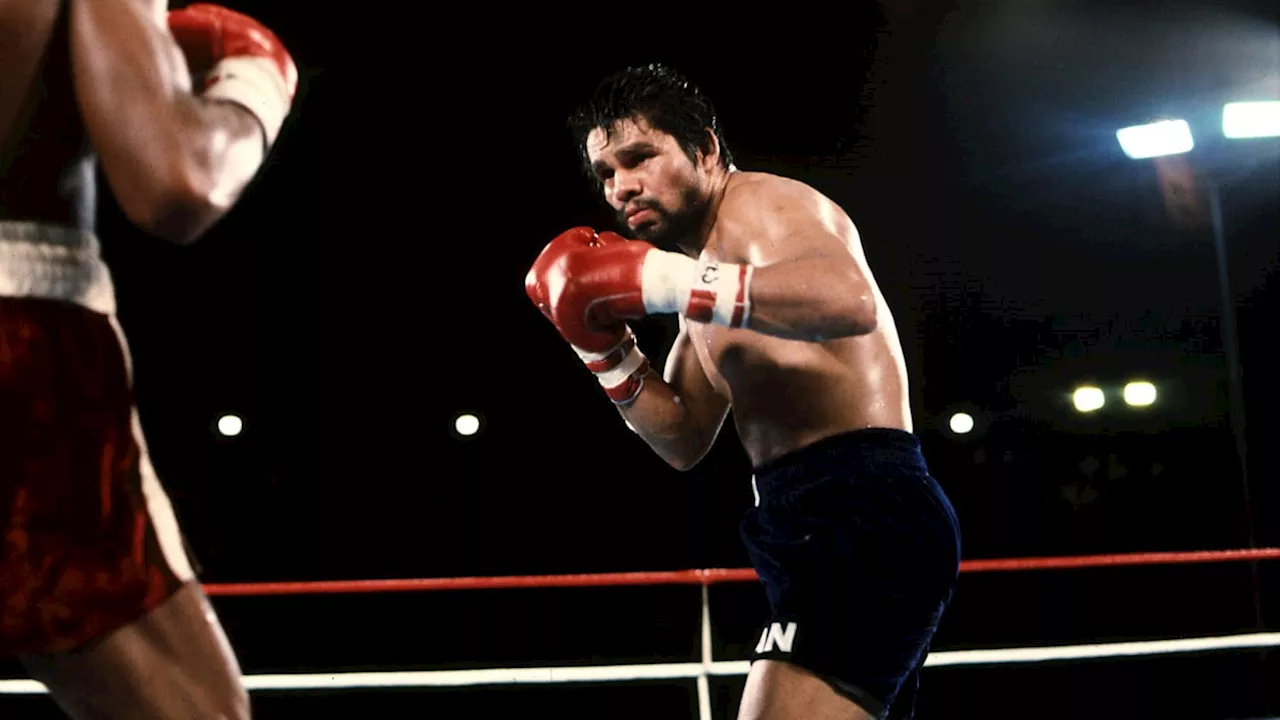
[526,227,650,405]
[169,3,298,146]
[538,228,756,330]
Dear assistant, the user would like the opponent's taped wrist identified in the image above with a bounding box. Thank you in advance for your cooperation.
[640,249,754,328]
[201,56,292,147]
[571,332,650,405]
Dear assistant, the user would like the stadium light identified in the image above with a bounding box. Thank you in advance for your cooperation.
[217,414,243,437]
[1123,381,1157,407]
[1116,102,1265,555]
[454,413,481,437]
[949,412,975,435]
[1222,101,1280,139]
[1116,119,1194,159]
[1072,386,1105,413]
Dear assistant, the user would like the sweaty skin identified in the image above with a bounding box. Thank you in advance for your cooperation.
[0,1,264,717]
[586,117,911,471]
[0,0,263,240]
[68,0,266,243]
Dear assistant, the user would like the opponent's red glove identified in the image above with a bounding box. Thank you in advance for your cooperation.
[525,227,650,405]
[168,3,298,147]
[537,227,755,329]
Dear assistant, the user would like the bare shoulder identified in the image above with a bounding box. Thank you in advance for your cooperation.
[720,171,818,213]
[713,171,861,264]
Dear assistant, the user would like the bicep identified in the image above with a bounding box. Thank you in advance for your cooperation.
[70,0,262,243]
[70,0,192,101]
[69,0,191,214]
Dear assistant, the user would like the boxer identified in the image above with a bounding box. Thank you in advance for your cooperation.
[0,1,296,717]
[527,64,961,719]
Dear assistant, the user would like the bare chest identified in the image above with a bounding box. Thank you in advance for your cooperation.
[686,321,734,398]
[686,320,817,402]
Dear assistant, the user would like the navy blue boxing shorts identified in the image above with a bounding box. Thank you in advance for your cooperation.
[740,428,961,719]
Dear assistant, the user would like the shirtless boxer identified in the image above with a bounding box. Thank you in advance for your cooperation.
[0,1,295,717]
[525,64,961,719]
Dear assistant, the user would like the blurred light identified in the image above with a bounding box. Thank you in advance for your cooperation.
[949,412,975,435]
[1123,381,1157,407]
[217,414,243,437]
[1223,101,1280,139]
[1072,386,1105,413]
[1116,119,1194,159]
[454,413,480,436]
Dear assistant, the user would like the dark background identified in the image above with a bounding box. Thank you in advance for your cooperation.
[4,0,1280,717]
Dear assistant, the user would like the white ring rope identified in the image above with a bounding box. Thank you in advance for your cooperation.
[1,631,1276,695]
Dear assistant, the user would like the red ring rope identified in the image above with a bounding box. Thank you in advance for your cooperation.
[201,548,1280,597]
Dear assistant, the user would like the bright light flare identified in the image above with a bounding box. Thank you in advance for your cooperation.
[1117,119,1194,159]
[217,415,243,437]
[949,412,975,435]
[1223,101,1280,139]
[1123,381,1157,407]
[1072,386,1105,413]
[454,413,480,436]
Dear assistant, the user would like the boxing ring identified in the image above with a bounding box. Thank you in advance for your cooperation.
[3,548,1278,717]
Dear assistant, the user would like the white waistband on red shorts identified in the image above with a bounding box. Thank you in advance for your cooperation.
[0,221,116,316]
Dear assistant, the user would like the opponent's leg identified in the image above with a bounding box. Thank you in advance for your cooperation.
[20,581,249,720]
[738,660,875,720]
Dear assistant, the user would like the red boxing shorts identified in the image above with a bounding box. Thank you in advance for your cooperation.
[0,222,195,656]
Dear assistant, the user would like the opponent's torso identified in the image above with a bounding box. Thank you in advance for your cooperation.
[686,172,912,469]
[0,0,96,230]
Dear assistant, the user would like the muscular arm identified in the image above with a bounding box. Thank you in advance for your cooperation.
[739,253,877,342]
[618,318,730,471]
[636,179,879,343]
[721,181,879,342]
[69,0,265,244]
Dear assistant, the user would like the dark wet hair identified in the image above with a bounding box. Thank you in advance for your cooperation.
[567,63,734,181]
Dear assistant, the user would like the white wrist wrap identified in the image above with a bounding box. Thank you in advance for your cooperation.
[571,332,650,405]
[690,260,754,328]
[639,248,753,328]
[593,343,647,389]
[203,56,292,146]
[573,339,646,388]
[640,249,696,315]
[571,333,629,366]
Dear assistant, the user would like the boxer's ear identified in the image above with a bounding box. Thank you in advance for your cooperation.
[699,128,722,172]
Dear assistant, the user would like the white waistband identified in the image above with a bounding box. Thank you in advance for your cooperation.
[0,221,116,316]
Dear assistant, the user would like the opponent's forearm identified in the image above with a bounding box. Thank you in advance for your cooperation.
[69,0,264,243]
[617,371,711,471]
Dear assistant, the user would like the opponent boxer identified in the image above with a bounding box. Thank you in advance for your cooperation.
[0,1,295,717]
[526,64,960,719]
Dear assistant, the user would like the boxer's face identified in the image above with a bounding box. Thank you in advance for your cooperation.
[586,115,714,248]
